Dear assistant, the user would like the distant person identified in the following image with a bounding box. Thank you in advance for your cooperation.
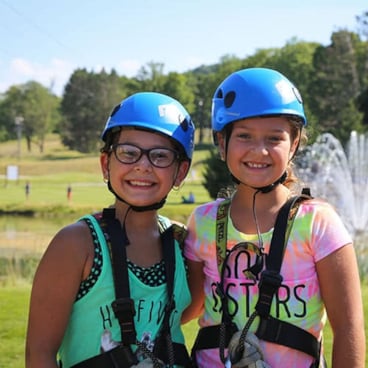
[182,191,195,204]
[67,184,72,201]
[182,68,365,367]
[25,181,30,199]
[26,92,195,367]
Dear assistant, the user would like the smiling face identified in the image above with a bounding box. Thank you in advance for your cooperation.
[100,128,189,207]
[218,116,299,189]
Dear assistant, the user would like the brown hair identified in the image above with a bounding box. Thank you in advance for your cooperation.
[284,117,307,190]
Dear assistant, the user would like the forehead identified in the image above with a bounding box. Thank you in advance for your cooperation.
[232,116,292,132]
[118,127,174,146]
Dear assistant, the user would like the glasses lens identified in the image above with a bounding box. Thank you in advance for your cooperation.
[113,144,177,168]
[149,148,176,167]
[114,144,141,164]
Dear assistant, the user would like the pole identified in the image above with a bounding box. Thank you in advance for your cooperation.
[14,116,24,160]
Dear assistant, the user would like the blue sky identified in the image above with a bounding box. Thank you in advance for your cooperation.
[0,0,366,96]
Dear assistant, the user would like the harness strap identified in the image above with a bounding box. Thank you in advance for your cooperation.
[191,320,320,359]
[153,225,176,366]
[103,208,137,346]
[71,343,191,368]
[103,209,190,367]
[256,316,320,359]
[191,323,238,351]
[254,194,321,363]
[71,345,137,368]
[256,195,306,318]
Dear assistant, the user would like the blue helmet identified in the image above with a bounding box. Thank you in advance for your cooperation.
[212,68,307,133]
[102,92,195,160]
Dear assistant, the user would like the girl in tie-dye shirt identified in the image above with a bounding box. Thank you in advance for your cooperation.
[182,68,365,367]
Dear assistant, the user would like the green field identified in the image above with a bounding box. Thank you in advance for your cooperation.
[0,134,212,222]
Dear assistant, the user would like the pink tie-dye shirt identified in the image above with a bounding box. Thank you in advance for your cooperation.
[184,197,352,367]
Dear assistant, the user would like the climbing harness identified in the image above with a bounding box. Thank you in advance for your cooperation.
[71,208,191,368]
[191,189,324,367]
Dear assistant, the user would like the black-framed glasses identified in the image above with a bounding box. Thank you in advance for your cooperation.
[111,143,180,168]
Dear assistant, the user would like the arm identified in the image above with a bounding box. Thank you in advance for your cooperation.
[316,244,366,367]
[25,222,93,368]
[181,259,205,324]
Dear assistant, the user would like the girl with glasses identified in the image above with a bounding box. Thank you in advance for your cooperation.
[26,92,195,368]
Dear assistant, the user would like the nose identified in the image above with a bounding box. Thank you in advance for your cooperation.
[251,139,269,155]
[134,152,152,170]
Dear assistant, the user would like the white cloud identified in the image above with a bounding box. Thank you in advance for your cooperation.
[115,59,143,77]
[0,58,75,96]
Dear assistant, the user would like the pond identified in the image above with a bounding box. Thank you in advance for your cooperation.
[0,215,78,281]
[1,215,367,281]
[0,216,73,257]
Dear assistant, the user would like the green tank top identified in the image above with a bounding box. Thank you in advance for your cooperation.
[58,214,191,367]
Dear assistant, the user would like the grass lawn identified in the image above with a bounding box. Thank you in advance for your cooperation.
[0,284,30,368]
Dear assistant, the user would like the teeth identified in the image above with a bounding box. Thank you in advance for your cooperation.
[247,163,267,168]
[130,181,152,186]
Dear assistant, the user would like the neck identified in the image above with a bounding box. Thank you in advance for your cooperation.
[114,203,158,228]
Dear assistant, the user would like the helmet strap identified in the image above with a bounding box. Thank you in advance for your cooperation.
[231,171,287,193]
[253,171,287,193]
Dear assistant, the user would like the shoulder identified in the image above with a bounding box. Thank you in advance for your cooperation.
[189,198,228,219]
[297,196,340,217]
[48,220,94,259]
[158,215,188,246]
[296,197,352,244]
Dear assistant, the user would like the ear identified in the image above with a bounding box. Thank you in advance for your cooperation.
[174,160,190,187]
[100,152,109,180]
[217,133,226,161]
[289,137,300,160]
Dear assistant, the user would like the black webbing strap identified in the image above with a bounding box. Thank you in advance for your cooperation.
[71,345,137,368]
[254,194,321,362]
[153,225,176,366]
[255,195,302,318]
[105,211,190,367]
[154,224,192,367]
[256,316,320,359]
[102,208,137,346]
[191,323,238,351]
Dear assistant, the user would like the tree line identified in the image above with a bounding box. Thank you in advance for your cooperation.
[0,11,367,155]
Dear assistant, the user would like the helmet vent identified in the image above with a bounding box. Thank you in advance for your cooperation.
[110,104,121,118]
[224,91,236,108]
[180,117,189,132]
[216,89,223,98]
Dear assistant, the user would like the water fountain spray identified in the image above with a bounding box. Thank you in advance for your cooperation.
[296,131,368,237]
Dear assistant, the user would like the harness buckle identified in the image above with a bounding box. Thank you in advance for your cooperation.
[111,297,136,336]
[255,270,283,318]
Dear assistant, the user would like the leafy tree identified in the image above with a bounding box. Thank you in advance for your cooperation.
[0,82,59,152]
[135,62,166,91]
[185,72,215,144]
[22,82,60,152]
[162,72,196,112]
[0,86,24,142]
[202,148,234,199]
[60,69,125,153]
[309,31,365,143]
